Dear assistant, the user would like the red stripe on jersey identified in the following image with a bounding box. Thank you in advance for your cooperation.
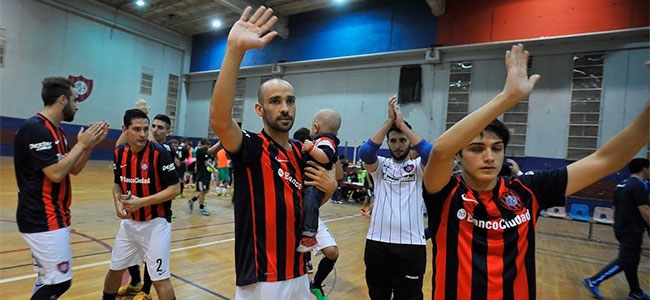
[434,182,459,300]
[247,167,260,278]
[284,142,303,277]
[260,137,278,282]
[456,190,476,300]
[37,115,70,231]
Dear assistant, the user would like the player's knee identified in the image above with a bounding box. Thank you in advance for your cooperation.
[322,246,339,261]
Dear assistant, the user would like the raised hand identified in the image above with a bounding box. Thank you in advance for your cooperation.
[502,44,540,101]
[77,121,109,149]
[135,98,150,114]
[228,6,278,51]
[387,95,398,122]
[394,103,405,128]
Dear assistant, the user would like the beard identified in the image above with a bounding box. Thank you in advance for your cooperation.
[63,104,76,122]
[390,148,410,162]
[265,113,294,133]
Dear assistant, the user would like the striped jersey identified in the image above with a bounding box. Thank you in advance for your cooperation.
[229,130,306,286]
[15,114,72,233]
[367,156,426,245]
[309,133,339,170]
[423,168,567,300]
[114,141,178,222]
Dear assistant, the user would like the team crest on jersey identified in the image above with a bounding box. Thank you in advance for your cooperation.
[403,164,415,173]
[141,162,148,171]
[68,75,93,102]
[57,261,70,274]
[499,190,523,211]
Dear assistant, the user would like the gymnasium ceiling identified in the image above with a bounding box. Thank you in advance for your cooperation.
[92,0,446,37]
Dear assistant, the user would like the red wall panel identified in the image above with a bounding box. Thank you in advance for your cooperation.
[438,0,649,45]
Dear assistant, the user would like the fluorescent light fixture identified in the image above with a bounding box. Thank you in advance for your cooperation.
[211,19,222,28]
[334,0,345,3]
[135,0,145,7]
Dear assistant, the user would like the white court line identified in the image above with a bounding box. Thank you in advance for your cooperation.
[0,214,359,284]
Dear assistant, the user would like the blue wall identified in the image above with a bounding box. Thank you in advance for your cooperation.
[190,0,438,72]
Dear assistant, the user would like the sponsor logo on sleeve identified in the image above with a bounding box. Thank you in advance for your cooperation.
[29,141,52,151]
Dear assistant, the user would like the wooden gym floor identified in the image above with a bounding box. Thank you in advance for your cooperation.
[0,157,648,299]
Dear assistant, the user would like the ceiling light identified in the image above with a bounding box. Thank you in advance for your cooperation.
[211,19,222,28]
[135,0,145,7]
[334,0,345,3]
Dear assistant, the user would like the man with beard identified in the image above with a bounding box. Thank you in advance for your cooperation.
[209,6,337,300]
[358,95,432,300]
[14,77,109,299]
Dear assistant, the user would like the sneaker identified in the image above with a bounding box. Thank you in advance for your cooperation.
[306,260,314,273]
[628,290,650,300]
[187,199,194,212]
[200,209,210,216]
[117,283,142,295]
[297,236,317,252]
[133,291,152,300]
[171,213,176,219]
[581,278,603,299]
[310,284,329,300]
[176,194,185,199]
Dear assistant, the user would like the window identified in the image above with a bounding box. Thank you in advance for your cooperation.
[207,78,245,139]
[140,67,154,95]
[165,74,179,132]
[567,53,604,160]
[446,62,472,129]
[398,65,422,104]
[502,58,533,156]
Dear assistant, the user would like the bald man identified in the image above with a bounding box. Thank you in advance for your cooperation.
[296,108,342,253]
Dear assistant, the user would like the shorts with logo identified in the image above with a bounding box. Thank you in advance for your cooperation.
[109,218,172,281]
[314,217,337,252]
[22,227,73,285]
[234,274,309,300]
[196,174,210,192]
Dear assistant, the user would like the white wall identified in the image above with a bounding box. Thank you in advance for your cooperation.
[186,33,648,160]
[0,0,191,131]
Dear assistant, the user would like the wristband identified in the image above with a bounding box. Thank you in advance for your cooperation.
[306,144,315,153]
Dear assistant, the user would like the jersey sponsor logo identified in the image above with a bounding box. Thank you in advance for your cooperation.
[277,168,302,190]
[29,141,52,151]
[461,193,478,203]
[499,190,523,211]
[162,162,176,172]
[381,172,415,183]
[57,261,70,274]
[458,208,531,230]
[120,176,151,184]
[405,275,420,280]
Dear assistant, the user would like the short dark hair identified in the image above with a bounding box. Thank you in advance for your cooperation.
[153,114,172,128]
[629,158,649,174]
[200,138,210,146]
[123,109,149,128]
[485,119,510,148]
[41,77,73,106]
[386,121,412,139]
[293,127,311,141]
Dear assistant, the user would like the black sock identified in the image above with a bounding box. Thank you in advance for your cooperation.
[128,264,141,285]
[191,196,197,202]
[312,257,336,287]
[31,280,71,300]
[200,204,205,209]
[141,264,152,294]
[101,292,117,300]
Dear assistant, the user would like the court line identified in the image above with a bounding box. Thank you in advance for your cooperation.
[0,213,360,284]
